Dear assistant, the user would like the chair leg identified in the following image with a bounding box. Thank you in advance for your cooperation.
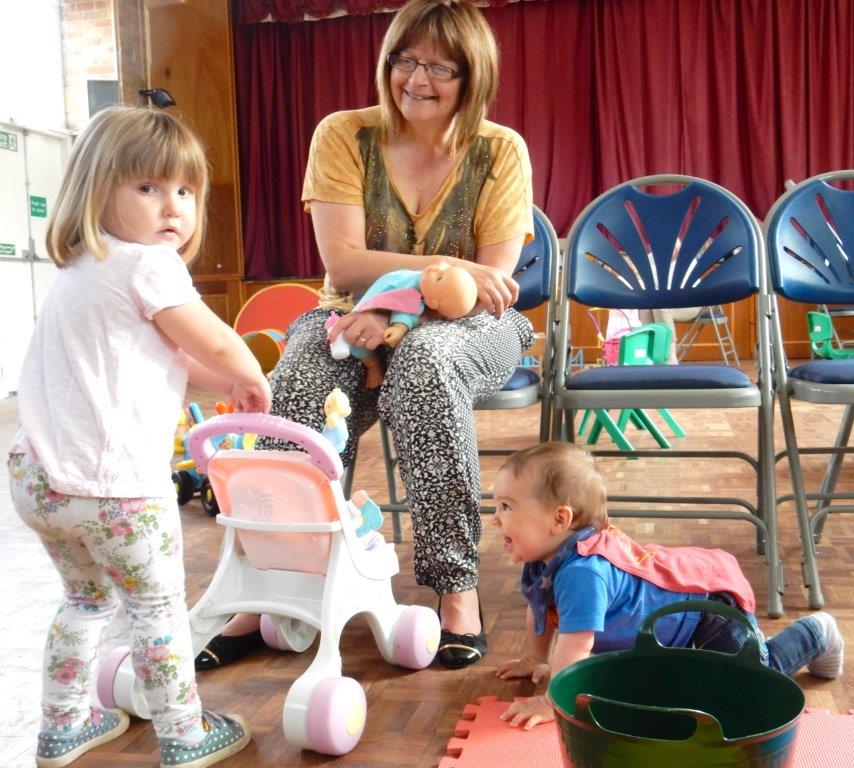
[586,413,604,445]
[591,409,635,451]
[342,439,357,498]
[657,409,685,438]
[577,409,593,437]
[759,393,784,617]
[812,403,854,543]
[777,387,823,609]
[379,421,404,545]
[632,410,671,449]
[616,409,641,431]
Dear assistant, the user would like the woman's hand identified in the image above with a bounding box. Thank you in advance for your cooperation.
[327,309,389,351]
[458,260,519,318]
[499,695,554,730]
[495,655,550,683]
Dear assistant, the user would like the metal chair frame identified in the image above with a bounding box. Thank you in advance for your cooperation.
[675,304,741,366]
[764,169,854,610]
[551,174,782,617]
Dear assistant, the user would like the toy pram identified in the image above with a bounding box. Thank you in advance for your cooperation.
[97,412,440,755]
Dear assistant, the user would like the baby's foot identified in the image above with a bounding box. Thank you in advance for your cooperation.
[807,612,845,679]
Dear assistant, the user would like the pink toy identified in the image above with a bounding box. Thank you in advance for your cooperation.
[97,412,440,755]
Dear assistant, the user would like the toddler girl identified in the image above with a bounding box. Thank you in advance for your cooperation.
[7,106,270,768]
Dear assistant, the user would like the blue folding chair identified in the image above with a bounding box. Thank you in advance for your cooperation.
[380,205,561,541]
[551,175,782,617]
[765,169,854,609]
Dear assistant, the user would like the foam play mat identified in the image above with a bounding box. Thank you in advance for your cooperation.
[438,697,854,768]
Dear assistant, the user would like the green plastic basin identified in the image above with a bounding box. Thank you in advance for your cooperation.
[548,600,804,768]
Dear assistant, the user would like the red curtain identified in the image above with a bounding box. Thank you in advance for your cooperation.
[234,0,854,279]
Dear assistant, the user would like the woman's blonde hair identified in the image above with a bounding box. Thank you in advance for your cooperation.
[376,0,499,153]
[46,106,209,266]
[500,443,610,530]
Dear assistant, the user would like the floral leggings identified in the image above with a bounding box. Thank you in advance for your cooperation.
[7,452,202,740]
[256,308,534,594]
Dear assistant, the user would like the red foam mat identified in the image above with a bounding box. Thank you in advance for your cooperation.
[439,697,854,768]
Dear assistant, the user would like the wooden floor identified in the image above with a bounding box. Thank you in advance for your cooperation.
[2,370,853,768]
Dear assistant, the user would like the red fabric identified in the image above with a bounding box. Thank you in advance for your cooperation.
[577,526,756,613]
[234,0,854,279]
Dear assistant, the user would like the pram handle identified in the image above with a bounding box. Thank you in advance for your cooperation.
[187,413,344,480]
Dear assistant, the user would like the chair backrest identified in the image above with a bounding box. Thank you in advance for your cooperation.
[806,311,834,358]
[514,205,558,311]
[617,322,672,366]
[234,283,320,336]
[207,450,339,574]
[764,171,854,304]
[566,175,761,309]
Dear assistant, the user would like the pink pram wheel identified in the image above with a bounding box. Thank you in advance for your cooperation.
[391,606,440,669]
[305,677,366,755]
[96,646,131,709]
[260,614,318,653]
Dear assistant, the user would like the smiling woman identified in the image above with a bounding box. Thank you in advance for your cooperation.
[198,0,535,673]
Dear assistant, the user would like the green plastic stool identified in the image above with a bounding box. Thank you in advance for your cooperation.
[807,311,854,360]
[583,324,685,451]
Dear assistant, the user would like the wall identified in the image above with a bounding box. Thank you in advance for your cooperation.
[147,0,245,324]
[146,1,818,359]
[60,0,118,130]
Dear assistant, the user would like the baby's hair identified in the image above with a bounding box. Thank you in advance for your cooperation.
[499,442,609,530]
[46,106,209,267]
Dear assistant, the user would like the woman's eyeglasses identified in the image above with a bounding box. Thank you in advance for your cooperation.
[387,53,461,82]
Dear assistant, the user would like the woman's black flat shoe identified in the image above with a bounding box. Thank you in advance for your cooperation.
[436,589,487,669]
[436,628,487,669]
[194,630,264,671]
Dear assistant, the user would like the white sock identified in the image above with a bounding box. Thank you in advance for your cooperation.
[807,612,845,679]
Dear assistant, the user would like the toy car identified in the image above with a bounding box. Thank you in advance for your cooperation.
[172,402,254,516]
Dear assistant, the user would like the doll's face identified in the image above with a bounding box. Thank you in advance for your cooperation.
[420,264,478,318]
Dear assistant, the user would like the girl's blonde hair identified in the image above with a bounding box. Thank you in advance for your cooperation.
[500,443,610,530]
[46,106,209,266]
[376,0,499,154]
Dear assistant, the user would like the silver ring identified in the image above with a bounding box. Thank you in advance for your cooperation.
[357,335,368,343]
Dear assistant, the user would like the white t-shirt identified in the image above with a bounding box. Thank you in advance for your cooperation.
[11,234,199,498]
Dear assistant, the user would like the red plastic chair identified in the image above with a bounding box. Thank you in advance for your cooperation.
[234,284,320,372]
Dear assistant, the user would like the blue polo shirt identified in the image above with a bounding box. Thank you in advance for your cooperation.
[553,549,704,652]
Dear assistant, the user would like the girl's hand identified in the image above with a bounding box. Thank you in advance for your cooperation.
[327,310,389,351]
[458,260,519,318]
[229,376,272,414]
[495,656,550,683]
[499,695,554,730]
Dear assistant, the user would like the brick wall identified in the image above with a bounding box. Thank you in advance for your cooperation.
[60,0,149,130]
[60,0,118,130]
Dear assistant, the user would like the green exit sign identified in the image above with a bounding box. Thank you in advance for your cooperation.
[0,130,18,152]
[30,196,47,218]
[0,243,15,256]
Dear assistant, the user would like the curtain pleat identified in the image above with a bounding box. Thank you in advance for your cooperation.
[234,0,854,279]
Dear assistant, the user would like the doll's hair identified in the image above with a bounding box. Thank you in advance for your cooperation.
[46,106,209,266]
[376,0,499,154]
[500,442,610,530]
[324,387,352,427]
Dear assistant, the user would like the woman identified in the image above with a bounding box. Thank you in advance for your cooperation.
[197,0,534,670]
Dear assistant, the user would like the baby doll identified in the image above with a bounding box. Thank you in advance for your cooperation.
[326,263,478,388]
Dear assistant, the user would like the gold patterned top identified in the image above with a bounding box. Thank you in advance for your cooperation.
[301,106,533,311]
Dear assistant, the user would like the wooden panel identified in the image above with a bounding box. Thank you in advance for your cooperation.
[147,0,243,324]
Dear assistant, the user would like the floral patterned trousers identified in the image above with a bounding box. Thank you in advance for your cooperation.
[7,452,202,740]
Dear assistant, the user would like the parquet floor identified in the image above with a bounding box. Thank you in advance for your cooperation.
[2,367,853,767]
